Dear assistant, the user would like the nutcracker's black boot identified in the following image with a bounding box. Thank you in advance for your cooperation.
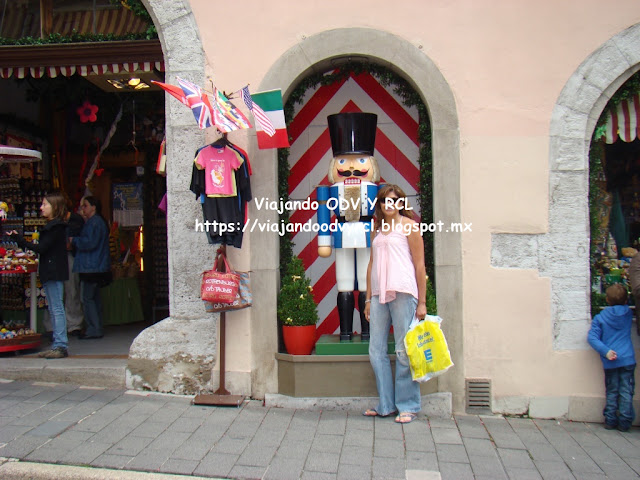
[358,291,370,341]
[338,291,354,341]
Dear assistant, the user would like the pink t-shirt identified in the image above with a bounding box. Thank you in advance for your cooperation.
[370,229,418,304]
[195,145,242,196]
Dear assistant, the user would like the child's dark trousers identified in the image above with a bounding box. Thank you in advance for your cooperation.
[604,364,636,430]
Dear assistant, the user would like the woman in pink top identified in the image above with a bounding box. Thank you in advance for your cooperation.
[363,184,427,424]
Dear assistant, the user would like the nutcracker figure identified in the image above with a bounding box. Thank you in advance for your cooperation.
[317,113,380,341]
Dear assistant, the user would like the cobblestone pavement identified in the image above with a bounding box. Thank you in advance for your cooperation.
[0,380,639,479]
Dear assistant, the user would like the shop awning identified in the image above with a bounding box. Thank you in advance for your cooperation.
[604,93,640,144]
[0,40,164,80]
[0,62,164,79]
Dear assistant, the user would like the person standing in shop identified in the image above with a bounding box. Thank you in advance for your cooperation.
[64,205,85,336]
[70,196,111,340]
[7,192,70,358]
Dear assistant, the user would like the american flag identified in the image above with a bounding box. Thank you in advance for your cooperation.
[241,86,276,137]
[177,77,213,129]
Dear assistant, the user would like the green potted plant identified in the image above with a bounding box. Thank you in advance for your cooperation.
[278,256,319,355]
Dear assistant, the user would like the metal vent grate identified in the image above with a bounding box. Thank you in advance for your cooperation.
[466,378,491,413]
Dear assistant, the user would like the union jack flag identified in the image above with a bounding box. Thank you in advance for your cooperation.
[177,77,213,129]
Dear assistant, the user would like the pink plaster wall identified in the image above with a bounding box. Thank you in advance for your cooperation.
[189,0,640,402]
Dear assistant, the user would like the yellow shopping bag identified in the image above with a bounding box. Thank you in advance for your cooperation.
[404,314,453,382]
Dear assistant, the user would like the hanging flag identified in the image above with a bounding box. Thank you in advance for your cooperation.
[250,89,290,149]
[177,77,214,129]
[211,88,252,133]
[241,86,276,137]
[150,80,188,107]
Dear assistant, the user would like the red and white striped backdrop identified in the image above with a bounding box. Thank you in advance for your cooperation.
[0,62,164,80]
[287,71,421,338]
[605,93,640,144]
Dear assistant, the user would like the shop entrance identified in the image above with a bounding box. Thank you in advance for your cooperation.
[0,1,168,356]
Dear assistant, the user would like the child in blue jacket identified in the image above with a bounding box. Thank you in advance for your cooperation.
[588,283,636,431]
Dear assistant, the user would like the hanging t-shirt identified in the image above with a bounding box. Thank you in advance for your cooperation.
[194,145,243,196]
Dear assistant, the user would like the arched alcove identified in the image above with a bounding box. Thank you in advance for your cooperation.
[492,23,640,352]
[253,28,464,409]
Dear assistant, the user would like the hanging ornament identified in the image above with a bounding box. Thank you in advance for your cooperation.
[77,100,99,123]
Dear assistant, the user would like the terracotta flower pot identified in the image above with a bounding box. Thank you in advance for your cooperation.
[282,325,317,355]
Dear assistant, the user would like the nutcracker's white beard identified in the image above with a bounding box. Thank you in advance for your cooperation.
[344,185,361,222]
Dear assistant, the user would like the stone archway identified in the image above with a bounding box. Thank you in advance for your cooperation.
[252,28,464,410]
[127,1,218,394]
[492,24,640,351]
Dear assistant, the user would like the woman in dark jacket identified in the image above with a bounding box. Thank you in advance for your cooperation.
[71,196,110,339]
[9,191,69,358]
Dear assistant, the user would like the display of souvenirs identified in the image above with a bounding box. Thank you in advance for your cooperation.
[0,245,37,272]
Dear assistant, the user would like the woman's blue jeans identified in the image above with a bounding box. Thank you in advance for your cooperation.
[81,281,103,337]
[369,293,421,415]
[604,364,636,429]
[43,280,67,350]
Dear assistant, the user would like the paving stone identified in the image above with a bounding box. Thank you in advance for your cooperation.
[305,451,340,473]
[193,451,239,477]
[23,445,69,463]
[343,429,373,447]
[373,420,404,440]
[428,417,457,429]
[170,438,213,461]
[436,443,470,464]
[439,461,474,480]
[371,455,405,480]
[339,445,373,466]
[91,453,133,469]
[0,435,50,458]
[146,430,191,452]
[526,442,564,462]
[532,460,577,480]
[263,455,305,480]
[237,443,277,467]
[405,430,436,452]
[129,421,171,438]
[311,433,344,454]
[498,447,537,469]
[211,435,251,455]
[228,464,267,480]
[373,437,405,458]
[45,430,93,450]
[337,462,372,480]
[161,458,198,475]
[25,420,74,437]
[462,437,498,457]
[468,454,508,479]
[0,425,34,442]
[431,427,463,445]
[302,471,340,480]
[59,440,112,465]
[405,450,438,471]
[503,467,543,479]
[106,434,154,456]
[317,411,348,435]
[276,438,313,458]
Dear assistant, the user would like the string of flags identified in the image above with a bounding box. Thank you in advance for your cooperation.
[151,78,290,149]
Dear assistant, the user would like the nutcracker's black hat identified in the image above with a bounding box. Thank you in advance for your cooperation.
[327,112,377,156]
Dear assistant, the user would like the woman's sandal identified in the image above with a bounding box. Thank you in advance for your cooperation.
[395,412,417,424]
[363,408,397,417]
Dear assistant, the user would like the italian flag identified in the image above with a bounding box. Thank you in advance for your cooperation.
[251,89,290,149]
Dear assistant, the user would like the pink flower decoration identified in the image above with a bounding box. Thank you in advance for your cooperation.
[77,101,99,123]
